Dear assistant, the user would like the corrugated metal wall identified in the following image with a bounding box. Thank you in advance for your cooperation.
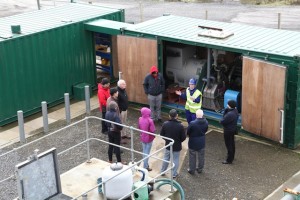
[0,10,124,125]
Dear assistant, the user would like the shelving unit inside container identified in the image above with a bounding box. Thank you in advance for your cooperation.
[94,33,113,80]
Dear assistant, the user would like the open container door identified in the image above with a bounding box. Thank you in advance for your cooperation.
[116,35,157,104]
[242,56,286,142]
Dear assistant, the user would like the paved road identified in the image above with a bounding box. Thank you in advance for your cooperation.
[1,0,300,31]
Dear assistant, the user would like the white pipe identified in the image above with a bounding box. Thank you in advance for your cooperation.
[129,162,149,182]
[119,71,122,80]
[279,109,284,144]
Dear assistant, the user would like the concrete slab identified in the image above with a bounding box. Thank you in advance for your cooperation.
[264,170,300,200]
[60,158,179,200]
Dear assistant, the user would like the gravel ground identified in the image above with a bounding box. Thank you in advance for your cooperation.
[1,1,300,199]
[1,107,300,200]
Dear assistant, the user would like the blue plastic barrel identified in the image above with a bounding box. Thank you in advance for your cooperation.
[224,90,241,112]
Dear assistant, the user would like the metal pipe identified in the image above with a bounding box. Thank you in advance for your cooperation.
[170,145,174,193]
[130,126,134,163]
[119,71,122,80]
[64,93,71,124]
[82,193,88,200]
[17,110,26,144]
[37,0,41,10]
[279,109,284,144]
[278,13,281,29]
[85,86,91,115]
[4,115,176,200]
[205,10,208,20]
[41,101,49,133]
[139,1,144,22]
[207,48,211,87]
[85,119,91,162]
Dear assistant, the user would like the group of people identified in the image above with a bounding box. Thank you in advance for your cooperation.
[98,65,239,178]
[98,78,129,164]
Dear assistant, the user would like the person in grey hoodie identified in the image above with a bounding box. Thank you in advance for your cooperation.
[220,100,239,164]
[105,101,123,164]
[187,109,208,174]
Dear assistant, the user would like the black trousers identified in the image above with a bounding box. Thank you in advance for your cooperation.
[108,131,121,162]
[224,131,235,163]
[102,111,108,133]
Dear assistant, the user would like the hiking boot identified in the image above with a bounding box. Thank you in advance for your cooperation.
[121,139,127,144]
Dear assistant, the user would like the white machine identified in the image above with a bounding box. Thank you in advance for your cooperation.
[102,162,133,199]
[166,46,206,87]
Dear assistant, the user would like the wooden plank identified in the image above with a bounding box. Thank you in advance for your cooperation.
[261,62,285,141]
[242,57,263,135]
[117,36,157,104]
[242,56,286,142]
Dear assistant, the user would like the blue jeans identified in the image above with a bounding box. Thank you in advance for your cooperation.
[160,149,180,177]
[142,142,153,168]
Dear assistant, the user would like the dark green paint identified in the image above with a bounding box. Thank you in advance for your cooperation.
[0,4,124,125]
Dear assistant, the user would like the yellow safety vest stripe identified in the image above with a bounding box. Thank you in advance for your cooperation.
[185,88,202,113]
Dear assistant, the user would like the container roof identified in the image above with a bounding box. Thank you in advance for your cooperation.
[85,19,134,35]
[0,3,121,42]
[125,15,300,57]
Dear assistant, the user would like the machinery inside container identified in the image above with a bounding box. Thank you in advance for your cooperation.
[162,41,242,114]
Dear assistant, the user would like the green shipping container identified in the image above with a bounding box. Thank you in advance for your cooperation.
[0,3,124,125]
[85,15,300,148]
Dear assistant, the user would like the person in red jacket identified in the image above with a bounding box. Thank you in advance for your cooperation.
[98,78,110,134]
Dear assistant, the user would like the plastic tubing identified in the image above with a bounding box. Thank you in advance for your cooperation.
[155,178,185,200]
[137,169,146,181]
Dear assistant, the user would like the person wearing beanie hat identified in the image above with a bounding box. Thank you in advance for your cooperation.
[98,77,110,134]
[143,65,165,124]
[175,78,202,124]
[160,109,186,178]
[220,100,239,164]
[227,100,236,109]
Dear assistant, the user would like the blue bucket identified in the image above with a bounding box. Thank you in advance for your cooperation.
[224,90,241,112]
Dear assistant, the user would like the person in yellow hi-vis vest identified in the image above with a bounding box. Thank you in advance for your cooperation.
[175,78,202,124]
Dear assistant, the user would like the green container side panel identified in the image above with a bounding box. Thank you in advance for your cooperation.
[0,4,124,125]
[293,62,300,148]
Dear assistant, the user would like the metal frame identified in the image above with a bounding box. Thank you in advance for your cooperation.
[0,116,176,200]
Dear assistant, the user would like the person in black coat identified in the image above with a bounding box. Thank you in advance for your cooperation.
[105,101,124,163]
[160,109,186,178]
[117,79,130,140]
[187,109,208,174]
[220,100,239,164]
